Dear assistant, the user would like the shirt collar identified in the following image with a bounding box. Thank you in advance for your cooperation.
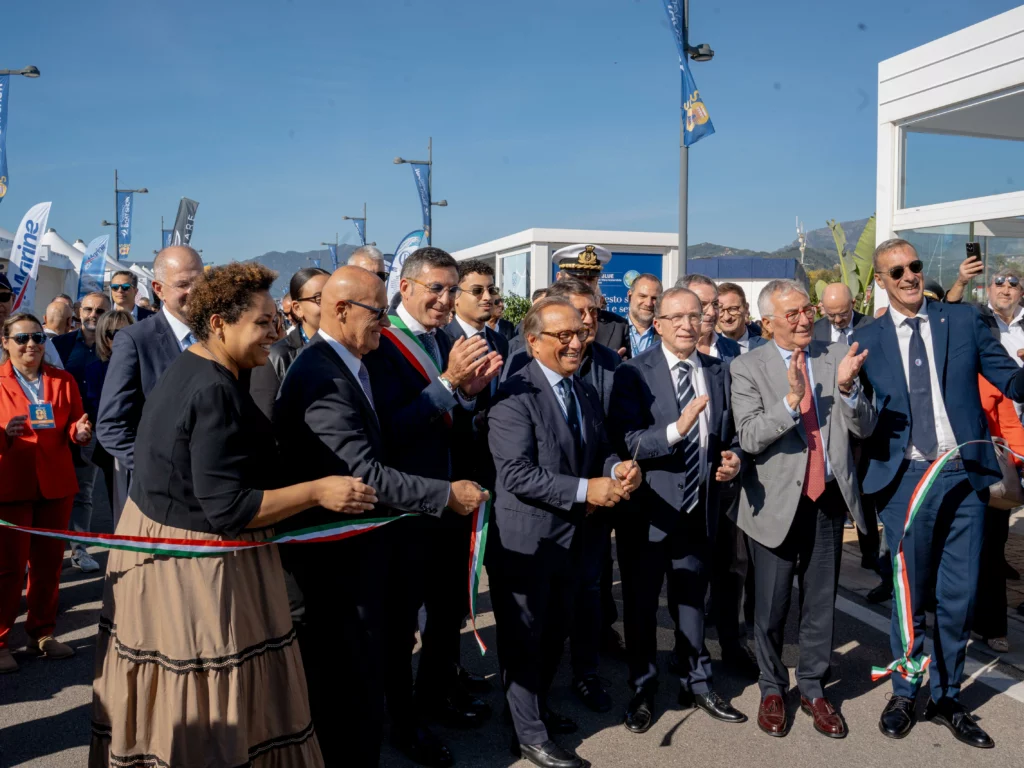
[316,329,363,380]
[455,314,485,339]
[630,319,654,337]
[773,340,809,362]
[888,298,929,328]
[397,302,432,336]
[661,342,701,370]
[162,306,192,343]
[535,359,571,387]
[130,305,139,320]
[988,302,1024,328]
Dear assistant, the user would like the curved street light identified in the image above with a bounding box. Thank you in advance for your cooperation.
[0,66,41,77]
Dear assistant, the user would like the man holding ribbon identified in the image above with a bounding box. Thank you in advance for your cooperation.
[856,238,1024,749]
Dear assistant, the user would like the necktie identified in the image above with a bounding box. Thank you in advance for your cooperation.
[798,360,826,501]
[676,362,700,514]
[183,332,197,350]
[905,317,938,456]
[558,378,583,454]
[357,362,375,410]
[418,331,441,370]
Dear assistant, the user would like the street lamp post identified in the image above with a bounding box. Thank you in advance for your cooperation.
[394,138,447,246]
[102,169,148,259]
[678,0,714,277]
[0,66,41,78]
[341,202,368,246]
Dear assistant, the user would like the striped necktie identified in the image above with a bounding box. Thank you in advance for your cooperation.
[676,362,700,514]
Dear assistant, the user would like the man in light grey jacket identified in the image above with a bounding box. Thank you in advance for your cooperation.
[730,279,876,741]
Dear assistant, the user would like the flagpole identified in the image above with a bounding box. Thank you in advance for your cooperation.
[679,0,689,277]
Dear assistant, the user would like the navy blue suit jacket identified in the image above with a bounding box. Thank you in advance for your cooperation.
[96,310,182,470]
[714,334,742,362]
[501,341,620,416]
[609,346,739,539]
[854,301,1024,494]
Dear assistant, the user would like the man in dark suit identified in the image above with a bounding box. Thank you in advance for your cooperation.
[717,282,767,354]
[274,266,487,768]
[858,239,1024,749]
[97,246,203,525]
[610,286,747,734]
[551,243,630,358]
[108,269,155,322]
[488,297,640,768]
[813,283,872,344]
[364,247,502,767]
[676,274,742,361]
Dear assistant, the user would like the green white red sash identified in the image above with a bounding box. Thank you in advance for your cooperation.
[468,499,492,654]
[870,438,1024,683]
[380,313,453,427]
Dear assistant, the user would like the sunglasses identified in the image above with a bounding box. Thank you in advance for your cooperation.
[375,271,389,283]
[994,276,1021,288]
[885,260,923,280]
[0,292,12,303]
[540,328,589,345]
[109,283,134,292]
[409,278,460,299]
[6,332,46,345]
[344,299,389,322]
[460,285,500,298]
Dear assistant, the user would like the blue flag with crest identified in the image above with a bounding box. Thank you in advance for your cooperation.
[353,218,366,246]
[661,0,715,147]
[411,164,431,239]
[116,191,134,256]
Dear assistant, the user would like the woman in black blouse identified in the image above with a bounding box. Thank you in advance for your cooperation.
[90,262,376,768]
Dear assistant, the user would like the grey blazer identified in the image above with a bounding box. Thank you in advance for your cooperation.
[729,339,876,548]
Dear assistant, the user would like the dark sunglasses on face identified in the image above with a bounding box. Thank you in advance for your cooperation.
[6,332,47,345]
[994,276,1021,288]
[344,300,389,322]
[375,271,389,283]
[885,260,923,280]
[460,285,500,298]
[0,292,12,303]
[109,283,134,292]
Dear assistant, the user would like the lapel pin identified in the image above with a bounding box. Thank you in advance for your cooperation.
[941,318,945,323]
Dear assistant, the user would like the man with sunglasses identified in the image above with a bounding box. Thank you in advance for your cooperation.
[348,244,390,284]
[108,270,154,321]
[856,240,1024,748]
[486,294,516,341]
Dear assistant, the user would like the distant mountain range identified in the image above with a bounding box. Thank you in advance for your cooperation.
[248,246,361,296]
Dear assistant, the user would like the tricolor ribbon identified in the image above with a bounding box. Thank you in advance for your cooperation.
[870,438,1024,682]
[0,500,493,653]
[380,314,454,428]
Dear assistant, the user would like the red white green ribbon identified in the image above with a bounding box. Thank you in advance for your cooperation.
[468,499,492,655]
[380,314,454,428]
[870,438,1024,682]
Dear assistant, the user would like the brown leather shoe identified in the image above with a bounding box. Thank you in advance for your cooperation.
[757,694,787,737]
[800,696,846,739]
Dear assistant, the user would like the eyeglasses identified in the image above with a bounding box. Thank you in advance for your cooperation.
[656,313,702,328]
[409,278,460,299]
[109,283,134,292]
[344,299,389,322]
[767,306,816,325]
[700,300,721,314]
[375,271,389,283]
[105,329,121,341]
[293,293,322,307]
[460,284,500,298]
[994,276,1021,288]
[6,332,46,345]
[0,292,12,303]
[824,309,852,321]
[719,305,744,317]
[885,260,923,280]
[540,328,588,345]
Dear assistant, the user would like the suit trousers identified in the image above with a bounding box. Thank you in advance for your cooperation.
[876,460,985,703]
[710,488,748,651]
[619,497,713,694]
[0,495,74,649]
[973,506,1010,640]
[572,515,611,679]
[492,515,608,746]
[749,481,844,700]
[285,530,389,768]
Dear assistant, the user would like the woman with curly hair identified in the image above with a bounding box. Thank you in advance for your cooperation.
[90,262,378,768]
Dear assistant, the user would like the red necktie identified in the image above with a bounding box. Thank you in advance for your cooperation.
[799,364,826,501]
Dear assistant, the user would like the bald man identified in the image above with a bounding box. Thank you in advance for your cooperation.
[43,300,73,338]
[348,245,389,283]
[274,266,488,767]
[813,283,872,344]
[97,246,203,523]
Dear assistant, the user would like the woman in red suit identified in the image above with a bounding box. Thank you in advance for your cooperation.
[0,312,92,673]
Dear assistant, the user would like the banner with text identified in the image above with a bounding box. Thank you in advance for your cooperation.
[162,229,173,248]
[10,202,52,312]
[661,0,715,147]
[0,76,9,206]
[354,218,366,246]
[411,164,431,240]
[386,229,425,301]
[328,244,338,271]
[116,192,133,256]
[172,198,199,247]
[77,235,110,299]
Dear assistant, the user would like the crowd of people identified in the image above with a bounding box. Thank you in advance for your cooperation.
[0,237,1023,767]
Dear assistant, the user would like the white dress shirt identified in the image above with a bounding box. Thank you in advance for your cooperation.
[662,344,710,484]
[733,328,752,354]
[396,303,474,410]
[130,305,139,321]
[703,331,721,359]
[317,329,363,380]
[989,303,1024,418]
[162,307,194,351]
[888,301,957,460]
[455,314,485,341]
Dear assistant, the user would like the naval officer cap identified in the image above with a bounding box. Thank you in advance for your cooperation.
[552,244,611,276]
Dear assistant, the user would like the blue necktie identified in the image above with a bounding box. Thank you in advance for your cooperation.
[183,332,197,350]
[418,331,441,369]
[675,363,700,514]
[357,362,375,410]
[558,378,583,454]
[905,318,938,456]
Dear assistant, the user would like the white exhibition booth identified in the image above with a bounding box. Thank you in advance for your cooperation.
[876,6,1024,306]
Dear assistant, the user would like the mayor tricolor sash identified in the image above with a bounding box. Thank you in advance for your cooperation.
[380,313,454,427]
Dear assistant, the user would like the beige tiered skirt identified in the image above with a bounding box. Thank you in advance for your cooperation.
[89,498,323,768]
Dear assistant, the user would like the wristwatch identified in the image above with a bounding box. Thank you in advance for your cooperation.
[438,375,456,395]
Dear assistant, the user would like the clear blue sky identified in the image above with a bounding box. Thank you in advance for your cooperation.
[1,0,1019,262]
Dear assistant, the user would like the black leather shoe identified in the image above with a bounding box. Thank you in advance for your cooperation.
[517,740,583,768]
[878,695,915,739]
[624,686,656,733]
[574,674,613,712]
[924,698,994,749]
[456,664,491,694]
[392,724,454,768]
[867,581,893,604]
[541,708,578,735]
[720,644,760,681]
[694,690,747,723]
[417,690,489,728]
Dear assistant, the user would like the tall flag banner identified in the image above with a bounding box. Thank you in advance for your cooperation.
[0,75,9,205]
[327,244,338,271]
[116,191,134,256]
[353,218,366,246]
[10,201,52,312]
[312,258,321,269]
[162,229,173,248]
[76,235,110,300]
[172,197,199,246]
[386,229,425,302]
[410,164,431,239]
[661,0,715,147]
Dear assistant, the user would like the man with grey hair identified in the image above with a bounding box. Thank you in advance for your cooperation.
[676,274,741,360]
[348,245,389,283]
